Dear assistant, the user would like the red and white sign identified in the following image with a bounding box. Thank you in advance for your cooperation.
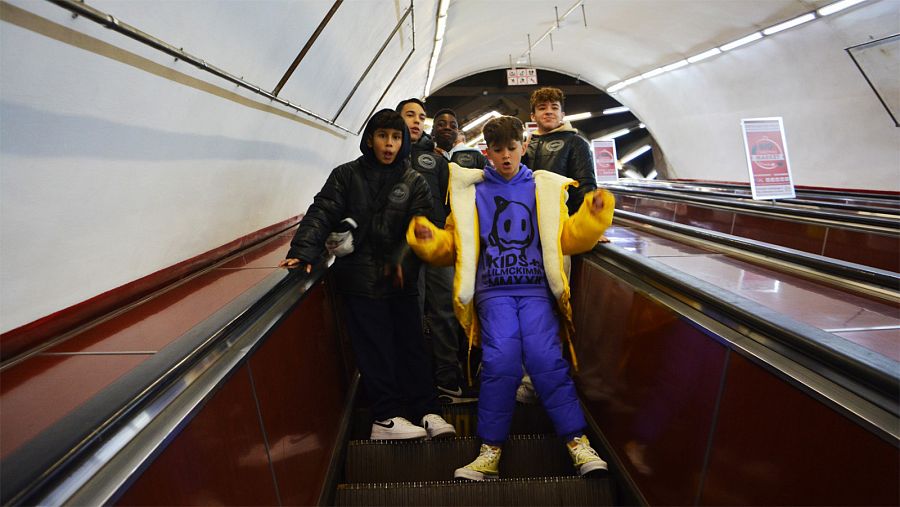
[477,141,488,156]
[506,68,538,86]
[525,121,538,135]
[591,139,618,182]
[741,117,795,200]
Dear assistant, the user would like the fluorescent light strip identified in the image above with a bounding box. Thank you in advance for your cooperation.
[598,128,630,140]
[720,32,763,51]
[603,106,630,115]
[423,0,450,96]
[620,144,651,163]
[661,59,689,72]
[762,13,815,35]
[462,111,501,132]
[818,0,867,16]
[640,67,665,79]
[606,82,627,93]
[687,47,721,63]
[563,112,592,122]
[465,133,484,147]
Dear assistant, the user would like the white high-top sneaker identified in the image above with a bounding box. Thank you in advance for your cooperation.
[370,417,427,440]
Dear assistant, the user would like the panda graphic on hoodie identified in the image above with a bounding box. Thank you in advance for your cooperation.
[474,164,551,302]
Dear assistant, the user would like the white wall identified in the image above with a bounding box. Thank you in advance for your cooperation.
[0,0,434,333]
[610,1,900,190]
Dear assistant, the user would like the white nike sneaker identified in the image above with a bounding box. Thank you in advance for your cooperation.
[422,413,457,439]
[370,417,427,440]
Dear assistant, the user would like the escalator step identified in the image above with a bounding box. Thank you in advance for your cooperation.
[350,402,555,440]
[335,476,614,506]
[345,435,575,483]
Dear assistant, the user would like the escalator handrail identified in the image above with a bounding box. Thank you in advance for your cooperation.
[585,244,900,423]
[614,209,900,291]
[1,266,324,506]
[606,185,900,230]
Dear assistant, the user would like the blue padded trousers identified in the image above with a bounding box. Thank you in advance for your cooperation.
[475,295,587,444]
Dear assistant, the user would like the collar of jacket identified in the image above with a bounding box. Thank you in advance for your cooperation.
[527,121,578,143]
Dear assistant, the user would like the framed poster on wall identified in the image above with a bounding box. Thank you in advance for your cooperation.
[591,139,618,183]
[741,117,796,200]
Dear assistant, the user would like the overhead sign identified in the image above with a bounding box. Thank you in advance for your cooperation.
[741,117,796,200]
[591,139,618,182]
[506,68,538,86]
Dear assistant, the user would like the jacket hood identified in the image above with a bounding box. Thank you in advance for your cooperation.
[483,163,533,185]
[412,132,436,153]
[360,108,412,169]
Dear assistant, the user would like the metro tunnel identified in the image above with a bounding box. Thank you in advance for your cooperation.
[1,0,897,505]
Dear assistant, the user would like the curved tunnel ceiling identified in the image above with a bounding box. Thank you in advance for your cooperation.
[428,0,833,95]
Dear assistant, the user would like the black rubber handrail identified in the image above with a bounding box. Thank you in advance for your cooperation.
[611,180,900,214]
[605,185,900,230]
[1,266,325,506]
[614,209,900,291]
[585,243,900,420]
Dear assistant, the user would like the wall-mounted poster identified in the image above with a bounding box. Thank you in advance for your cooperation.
[741,117,796,200]
[591,139,618,182]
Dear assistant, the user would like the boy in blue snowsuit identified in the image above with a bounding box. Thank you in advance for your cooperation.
[408,116,615,480]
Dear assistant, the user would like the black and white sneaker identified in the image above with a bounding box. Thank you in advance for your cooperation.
[370,417,427,440]
[437,385,479,404]
[422,414,456,439]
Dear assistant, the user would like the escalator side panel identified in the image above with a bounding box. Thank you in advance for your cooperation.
[824,228,900,273]
[114,365,281,505]
[115,283,349,506]
[701,353,900,506]
[571,262,728,506]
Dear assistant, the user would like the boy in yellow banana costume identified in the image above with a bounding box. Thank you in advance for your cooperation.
[407,116,614,480]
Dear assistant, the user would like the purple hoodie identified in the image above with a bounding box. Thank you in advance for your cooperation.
[474,164,551,302]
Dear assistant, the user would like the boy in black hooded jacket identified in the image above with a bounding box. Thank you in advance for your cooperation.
[280,109,456,440]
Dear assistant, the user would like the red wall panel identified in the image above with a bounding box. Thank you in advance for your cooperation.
[700,354,899,506]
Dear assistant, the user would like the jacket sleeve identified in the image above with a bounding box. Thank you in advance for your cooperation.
[407,214,456,266]
[560,189,615,255]
[286,166,348,261]
[566,136,598,212]
[409,171,434,219]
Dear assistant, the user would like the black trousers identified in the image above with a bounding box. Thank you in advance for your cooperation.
[341,294,440,422]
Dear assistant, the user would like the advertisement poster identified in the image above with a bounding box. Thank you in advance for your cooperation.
[591,139,618,182]
[525,121,539,136]
[477,141,488,156]
[741,117,796,200]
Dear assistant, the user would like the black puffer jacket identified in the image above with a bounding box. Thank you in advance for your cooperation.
[286,111,433,298]
[409,134,450,227]
[523,122,597,215]
[449,147,488,170]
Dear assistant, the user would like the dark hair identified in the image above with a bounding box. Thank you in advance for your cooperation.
[433,108,457,121]
[366,109,407,140]
[396,98,426,112]
[482,116,524,147]
[529,87,565,112]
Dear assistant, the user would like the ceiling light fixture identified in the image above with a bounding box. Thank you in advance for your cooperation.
[598,128,630,140]
[620,144,651,163]
[465,133,484,147]
[603,106,630,115]
[423,0,450,97]
[762,13,816,35]
[604,0,872,94]
[686,48,721,63]
[720,32,763,51]
[462,110,501,132]
[563,112,592,122]
[818,0,867,16]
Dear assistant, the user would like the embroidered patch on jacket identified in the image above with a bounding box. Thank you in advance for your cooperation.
[389,183,410,204]
[417,153,437,170]
[544,140,565,152]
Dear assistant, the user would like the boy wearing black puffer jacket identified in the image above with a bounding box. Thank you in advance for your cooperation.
[280,109,456,441]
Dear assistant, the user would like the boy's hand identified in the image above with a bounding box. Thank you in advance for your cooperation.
[589,189,607,215]
[278,258,312,273]
[414,223,434,240]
